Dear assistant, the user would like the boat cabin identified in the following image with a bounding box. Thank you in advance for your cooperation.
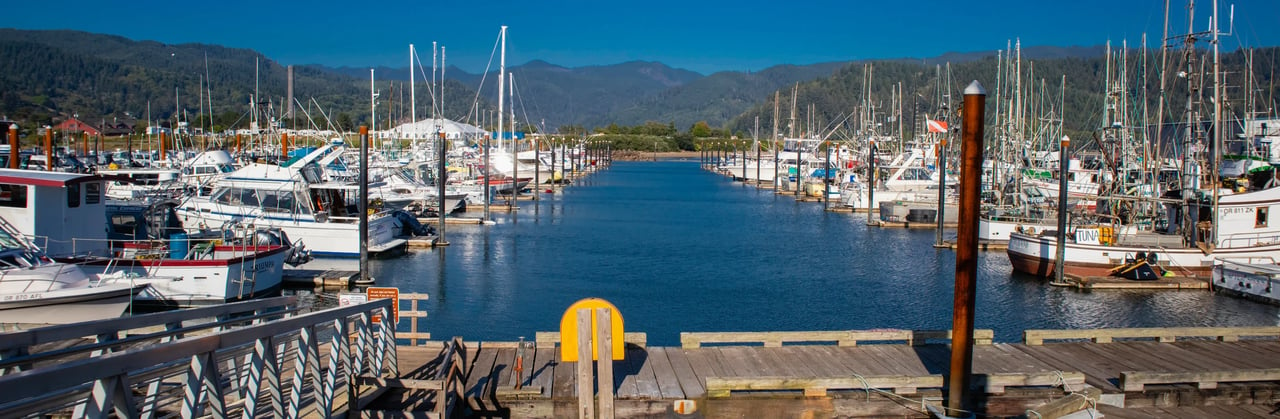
[0,169,108,256]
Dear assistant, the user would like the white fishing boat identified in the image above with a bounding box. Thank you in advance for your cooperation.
[97,167,184,200]
[0,216,147,324]
[175,161,414,257]
[1007,186,1280,279]
[842,148,956,211]
[0,169,306,305]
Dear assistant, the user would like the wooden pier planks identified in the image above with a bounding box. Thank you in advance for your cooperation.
[645,347,687,399]
[388,335,1280,414]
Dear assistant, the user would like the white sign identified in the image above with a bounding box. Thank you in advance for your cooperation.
[1075,228,1101,245]
[338,293,367,307]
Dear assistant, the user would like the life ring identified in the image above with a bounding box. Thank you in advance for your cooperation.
[1026,227,1037,235]
[1015,224,1024,233]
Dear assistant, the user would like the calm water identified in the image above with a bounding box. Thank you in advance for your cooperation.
[330,160,1280,346]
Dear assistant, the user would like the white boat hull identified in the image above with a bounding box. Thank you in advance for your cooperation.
[73,245,290,305]
[0,283,147,324]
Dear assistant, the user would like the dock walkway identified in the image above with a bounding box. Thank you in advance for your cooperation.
[389,327,1280,417]
[7,302,1280,418]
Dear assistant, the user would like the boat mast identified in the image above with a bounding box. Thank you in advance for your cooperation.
[410,44,416,142]
[1210,1,1229,247]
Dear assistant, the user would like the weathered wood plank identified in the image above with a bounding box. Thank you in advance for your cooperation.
[988,343,1059,374]
[612,347,641,398]
[681,347,727,380]
[1024,326,1280,345]
[575,309,594,419]
[630,347,663,400]
[715,347,760,377]
[1121,368,1280,392]
[645,347,685,400]
[856,345,911,376]
[786,346,850,376]
[1010,344,1121,392]
[663,348,705,398]
[1174,341,1269,371]
[550,348,577,400]
[703,374,944,396]
[535,331,647,349]
[823,346,884,375]
[529,348,556,398]
[464,346,499,399]
[878,345,931,375]
[492,348,517,390]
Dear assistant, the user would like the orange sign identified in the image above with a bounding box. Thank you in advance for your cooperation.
[367,287,399,324]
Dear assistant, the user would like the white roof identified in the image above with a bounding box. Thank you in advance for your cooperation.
[385,118,487,139]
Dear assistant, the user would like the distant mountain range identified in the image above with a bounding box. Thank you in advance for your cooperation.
[1,28,1135,136]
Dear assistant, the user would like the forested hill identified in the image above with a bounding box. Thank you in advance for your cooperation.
[725,46,1279,144]
[0,29,483,133]
[5,27,1239,141]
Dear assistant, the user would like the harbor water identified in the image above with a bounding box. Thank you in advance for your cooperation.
[311,160,1280,346]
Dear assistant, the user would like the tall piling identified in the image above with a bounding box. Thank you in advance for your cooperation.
[44,129,52,171]
[9,124,19,169]
[359,126,370,280]
[948,81,986,416]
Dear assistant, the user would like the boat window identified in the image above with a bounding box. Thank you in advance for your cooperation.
[85,182,101,205]
[1258,207,1269,228]
[109,214,138,238]
[0,184,27,208]
[211,188,231,204]
[67,183,80,208]
[240,189,259,207]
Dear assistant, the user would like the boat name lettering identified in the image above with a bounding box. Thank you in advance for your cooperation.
[1220,207,1253,216]
[2,293,42,301]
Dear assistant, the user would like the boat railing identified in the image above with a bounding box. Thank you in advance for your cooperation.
[1217,231,1280,249]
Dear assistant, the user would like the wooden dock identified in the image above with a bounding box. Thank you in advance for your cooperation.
[1058,274,1210,290]
[418,217,490,225]
[939,239,1009,251]
[5,301,1280,418]
[364,327,1280,417]
[870,219,959,229]
[282,268,363,286]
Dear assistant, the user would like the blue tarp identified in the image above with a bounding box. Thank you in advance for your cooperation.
[489,132,526,140]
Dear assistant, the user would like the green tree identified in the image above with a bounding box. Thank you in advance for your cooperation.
[690,120,712,137]
[335,113,354,131]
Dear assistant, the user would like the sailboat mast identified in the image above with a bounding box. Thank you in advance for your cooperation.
[1182,0,1198,245]
[773,91,780,165]
[498,27,506,152]
[410,44,416,140]
[1210,0,1222,245]
[433,42,438,121]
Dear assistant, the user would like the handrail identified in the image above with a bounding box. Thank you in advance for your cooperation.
[0,298,394,418]
[0,296,296,354]
[0,305,298,373]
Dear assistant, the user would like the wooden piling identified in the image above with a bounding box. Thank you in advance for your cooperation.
[948,80,986,416]
[43,129,52,170]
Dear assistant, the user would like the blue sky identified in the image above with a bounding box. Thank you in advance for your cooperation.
[7,0,1280,75]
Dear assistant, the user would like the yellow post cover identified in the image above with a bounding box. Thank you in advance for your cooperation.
[560,298,624,361]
